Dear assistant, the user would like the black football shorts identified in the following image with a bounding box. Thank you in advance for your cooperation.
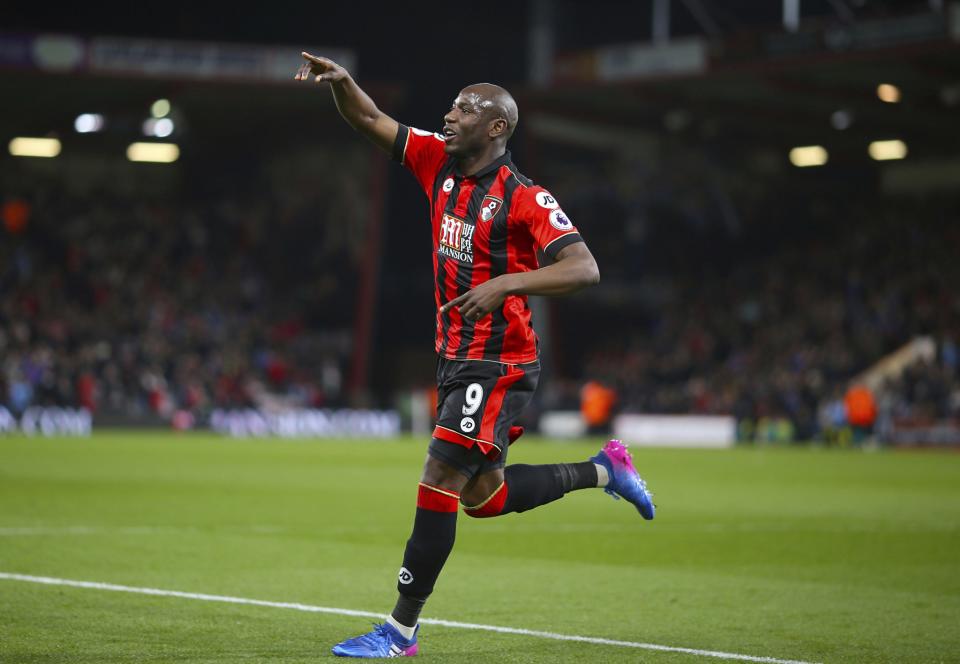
[428,357,540,478]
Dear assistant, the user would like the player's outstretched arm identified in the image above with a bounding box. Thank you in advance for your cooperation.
[295,52,398,155]
[441,243,600,321]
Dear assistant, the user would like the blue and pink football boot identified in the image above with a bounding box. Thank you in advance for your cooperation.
[591,440,655,520]
[331,623,419,658]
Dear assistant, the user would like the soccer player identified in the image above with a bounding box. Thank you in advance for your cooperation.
[295,52,655,658]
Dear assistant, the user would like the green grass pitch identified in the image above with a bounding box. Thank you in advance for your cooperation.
[1,432,958,663]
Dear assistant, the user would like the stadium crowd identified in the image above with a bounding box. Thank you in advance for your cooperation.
[0,148,368,421]
[3,143,957,443]
[545,146,960,441]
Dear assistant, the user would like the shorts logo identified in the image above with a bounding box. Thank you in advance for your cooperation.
[460,417,475,433]
[398,567,414,585]
[549,208,573,231]
[479,195,503,222]
[442,177,455,193]
[535,191,559,209]
[438,213,475,264]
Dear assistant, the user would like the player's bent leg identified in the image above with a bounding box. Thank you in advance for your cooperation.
[461,442,656,520]
[462,462,600,517]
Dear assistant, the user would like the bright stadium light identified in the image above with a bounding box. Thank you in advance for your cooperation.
[151,98,171,118]
[154,118,174,137]
[74,113,105,133]
[127,142,180,163]
[868,139,908,161]
[142,117,175,138]
[789,145,828,167]
[9,137,62,158]
[876,83,901,103]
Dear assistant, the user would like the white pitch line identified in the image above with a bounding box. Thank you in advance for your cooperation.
[0,572,818,664]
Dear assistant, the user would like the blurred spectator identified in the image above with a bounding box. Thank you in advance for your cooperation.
[2,198,30,235]
[844,384,877,445]
[580,380,617,434]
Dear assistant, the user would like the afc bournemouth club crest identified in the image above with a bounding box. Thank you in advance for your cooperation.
[479,195,503,222]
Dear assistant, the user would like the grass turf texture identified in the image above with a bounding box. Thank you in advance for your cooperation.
[0,433,958,663]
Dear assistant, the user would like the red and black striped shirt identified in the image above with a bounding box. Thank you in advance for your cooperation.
[393,124,584,364]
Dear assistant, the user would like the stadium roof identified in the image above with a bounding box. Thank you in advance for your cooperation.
[526,42,960,158]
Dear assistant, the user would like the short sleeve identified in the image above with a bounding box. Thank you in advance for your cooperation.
[513,186,583,259]
[392,124,449,196]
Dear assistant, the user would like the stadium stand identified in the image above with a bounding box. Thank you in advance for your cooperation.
[537,150,959,443]
[0,146,369,423]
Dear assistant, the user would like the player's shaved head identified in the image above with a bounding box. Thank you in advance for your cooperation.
[459,83,519,139]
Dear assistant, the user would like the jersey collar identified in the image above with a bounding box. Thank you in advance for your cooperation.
[454,150,512,180]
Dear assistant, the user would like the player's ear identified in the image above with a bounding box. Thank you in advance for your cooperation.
[488,117,507,139]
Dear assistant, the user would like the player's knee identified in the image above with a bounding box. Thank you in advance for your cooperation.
[462,481,508,518]
[420,455,467,493]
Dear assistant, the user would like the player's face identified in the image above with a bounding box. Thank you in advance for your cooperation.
[442,91,495,157]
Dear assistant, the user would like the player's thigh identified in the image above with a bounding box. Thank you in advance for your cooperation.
[420,451,474,492]
[427,438,492,483]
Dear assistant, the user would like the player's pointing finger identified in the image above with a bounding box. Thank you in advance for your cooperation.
[302,52,328,66]
[440,294,467,313]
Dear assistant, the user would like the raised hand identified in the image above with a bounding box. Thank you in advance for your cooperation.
[294,52,348,84]
[294,50,398,155]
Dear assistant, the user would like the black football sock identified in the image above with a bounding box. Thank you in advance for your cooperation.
[391,593,427,630]
[500,462,598,514]
[393,483,459,621]
[554,461,600,492]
